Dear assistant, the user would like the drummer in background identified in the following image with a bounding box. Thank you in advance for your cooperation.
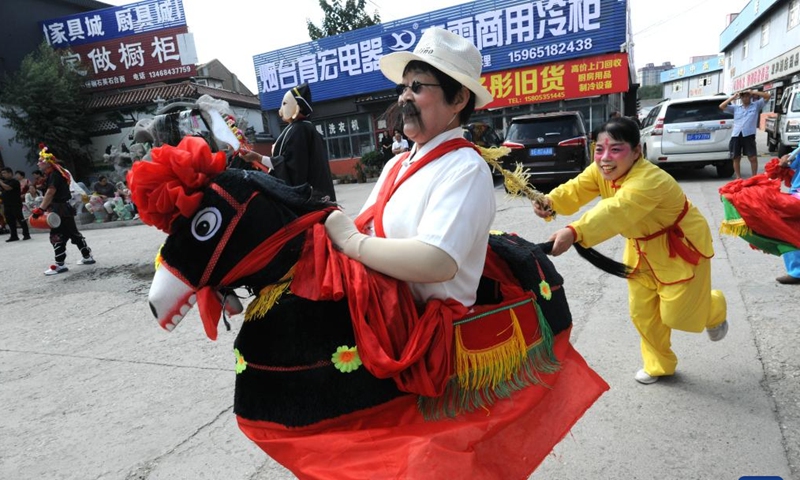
[32,144,96,276]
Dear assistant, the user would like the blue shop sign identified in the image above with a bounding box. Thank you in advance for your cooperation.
[253,0,627,110]
[39,0,187,48]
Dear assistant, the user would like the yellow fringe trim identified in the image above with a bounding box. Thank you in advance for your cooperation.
[719,219,752,237]
[244,266,295,321]
[455,307,529,391]
[154,244,164,271]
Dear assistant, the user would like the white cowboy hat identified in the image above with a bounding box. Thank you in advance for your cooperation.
[380,27,493,108]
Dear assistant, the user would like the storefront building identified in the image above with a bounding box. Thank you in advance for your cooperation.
[721,0,800,111]
[253,0,635,176]
[1,0,265,181]
[660,57,725,100]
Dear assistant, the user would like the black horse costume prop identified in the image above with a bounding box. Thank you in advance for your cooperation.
[129,136,608,480]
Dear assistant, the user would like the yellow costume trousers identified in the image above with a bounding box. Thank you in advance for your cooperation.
[627,258,726,376]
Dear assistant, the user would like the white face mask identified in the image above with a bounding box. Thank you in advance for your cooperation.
[278,90,298,122]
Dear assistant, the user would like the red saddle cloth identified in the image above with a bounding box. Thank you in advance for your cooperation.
[238,328,606,480]
[238,225,609,480]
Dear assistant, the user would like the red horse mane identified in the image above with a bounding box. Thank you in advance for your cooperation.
[127,136,226,233]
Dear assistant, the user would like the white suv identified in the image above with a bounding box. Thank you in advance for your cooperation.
[639,95,735,178]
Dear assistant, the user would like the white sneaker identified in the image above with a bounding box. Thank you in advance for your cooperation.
[635,369,659,385]
[707,320,728,342]
[44,264,69,276]
[77,256,96,265]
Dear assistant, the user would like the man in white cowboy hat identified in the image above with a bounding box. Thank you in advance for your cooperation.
[325,26,495,305]
[288,26,604,480]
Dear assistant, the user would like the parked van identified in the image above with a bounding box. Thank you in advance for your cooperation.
[766,83,800,157]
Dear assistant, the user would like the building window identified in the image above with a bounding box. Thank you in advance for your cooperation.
[742,40,749,59]
[672,83,683,93]
[790,0,799,29]
[320,114,374,160]
[760,22,770,46]
[726,53,733,68]
[698,75,711,87]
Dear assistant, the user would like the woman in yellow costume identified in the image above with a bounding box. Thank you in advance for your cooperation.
[532,116,728,384]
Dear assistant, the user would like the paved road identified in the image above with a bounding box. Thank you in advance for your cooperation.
[1,141,798,479]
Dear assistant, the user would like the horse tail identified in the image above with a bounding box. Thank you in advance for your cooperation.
[537,241,634,279]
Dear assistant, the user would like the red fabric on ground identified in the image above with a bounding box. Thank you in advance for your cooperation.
[237,329,609,480]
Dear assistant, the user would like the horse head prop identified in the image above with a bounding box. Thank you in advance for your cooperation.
[128,136,334,340]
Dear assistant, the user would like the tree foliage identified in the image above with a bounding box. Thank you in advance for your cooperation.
[638,85,664,100]
[306,0,381,40]
[0,40,94,177]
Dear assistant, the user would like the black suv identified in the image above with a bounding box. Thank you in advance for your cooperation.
[501,111,590,186]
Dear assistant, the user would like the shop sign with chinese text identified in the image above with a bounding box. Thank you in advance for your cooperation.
[732,45,800,92]
[253,0,626,110]
[479,52,628,109]
[39,0,196,91]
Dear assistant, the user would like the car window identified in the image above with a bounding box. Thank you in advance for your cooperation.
[464,123,502,147]
[790,92,800,112]
[642,108,657,128]
[507,117,581,141]
[664,100,733,123]
[481,127,502,146]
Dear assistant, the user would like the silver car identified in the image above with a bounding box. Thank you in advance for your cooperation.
[639,95,735,178]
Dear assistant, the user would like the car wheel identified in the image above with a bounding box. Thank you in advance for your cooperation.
[767,136,777,153]
[716,161,734,178]
[778,143,792,157]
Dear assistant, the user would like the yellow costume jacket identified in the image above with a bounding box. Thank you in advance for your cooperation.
[547,158,714,285]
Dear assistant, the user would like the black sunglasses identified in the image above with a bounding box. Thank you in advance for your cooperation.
[395,80,441,95]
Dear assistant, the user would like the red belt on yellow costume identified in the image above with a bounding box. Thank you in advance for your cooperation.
[635,198,707,266]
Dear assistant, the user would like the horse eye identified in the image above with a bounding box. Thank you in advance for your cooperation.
[191,207,222,241]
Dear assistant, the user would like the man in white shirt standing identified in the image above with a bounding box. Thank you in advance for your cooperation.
[390,129,409,155]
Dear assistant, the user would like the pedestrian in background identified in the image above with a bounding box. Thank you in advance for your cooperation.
[0,167,31,242]
[14,171,30,202]
[32,170,46,195]
[719,89,770,179]
[23,184,43,219]
[91,175,119,220]
[532,117,728,384]
[33,145,95,275]
[379,131,393,165]
[391,128,409,155]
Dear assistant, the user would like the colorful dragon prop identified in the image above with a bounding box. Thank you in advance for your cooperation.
[128,136,608,479]
[719,158,800,255]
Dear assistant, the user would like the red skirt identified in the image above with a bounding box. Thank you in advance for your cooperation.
[237,330,608,480]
